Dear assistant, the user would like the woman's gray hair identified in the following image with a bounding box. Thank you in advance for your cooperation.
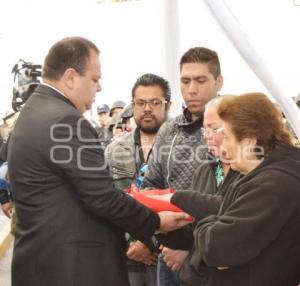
[205,95,233,111]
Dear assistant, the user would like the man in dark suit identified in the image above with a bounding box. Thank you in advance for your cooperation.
[8,37,189,286]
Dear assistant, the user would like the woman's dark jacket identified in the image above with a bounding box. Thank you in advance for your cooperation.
[183,145,300,286]
[156,159,239,250]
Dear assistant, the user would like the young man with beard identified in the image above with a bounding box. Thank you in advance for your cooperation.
[142,47,223,286]
[106,73,171,286]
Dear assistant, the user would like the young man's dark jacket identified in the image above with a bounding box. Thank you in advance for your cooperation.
[142,109,207,247]
[142,109,207,190]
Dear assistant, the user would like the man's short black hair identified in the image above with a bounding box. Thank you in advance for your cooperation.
[42,37,99,81]
[180,47,221,79]
[131,73,171,102]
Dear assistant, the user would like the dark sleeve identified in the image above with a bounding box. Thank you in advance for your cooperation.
[171,166,239,219]
[171,191,223,219]
[143,237,157,253]
[155,226,194,250]
[105,138,135,192]
[156,188,222,250]
[193,173,294,267]
[153,160,221,249]
[51,116,160,242]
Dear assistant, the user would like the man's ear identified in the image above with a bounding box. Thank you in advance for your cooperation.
[166,101,172,113]
[215,75,223,92]
[63,68,78,89]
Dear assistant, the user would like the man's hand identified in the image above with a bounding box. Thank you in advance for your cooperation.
[126,241,158,266]
[157,211,191,233]
[1,201,13,218]
[161,246,189,271]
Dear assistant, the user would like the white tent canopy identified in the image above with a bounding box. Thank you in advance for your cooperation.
[0,0,299,133]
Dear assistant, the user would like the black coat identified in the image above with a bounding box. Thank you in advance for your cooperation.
[191,145,300,286]
[8,84,160,286]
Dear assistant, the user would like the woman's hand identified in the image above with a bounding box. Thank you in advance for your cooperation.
[161,246,189,271]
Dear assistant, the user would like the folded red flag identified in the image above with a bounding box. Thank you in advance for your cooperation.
[131,190,193,221]
[123,187,175,195]
[138,188,175,196]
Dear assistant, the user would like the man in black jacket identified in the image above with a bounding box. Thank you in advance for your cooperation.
[8,37,190,286]
[142,47,223,286]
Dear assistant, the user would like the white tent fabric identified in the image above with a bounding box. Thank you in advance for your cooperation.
[204,0,300,139]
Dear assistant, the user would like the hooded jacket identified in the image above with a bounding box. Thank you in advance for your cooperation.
[189,144,300,286]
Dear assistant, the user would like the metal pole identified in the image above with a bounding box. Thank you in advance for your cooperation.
[160,0,181,116]
[204,0,300,139]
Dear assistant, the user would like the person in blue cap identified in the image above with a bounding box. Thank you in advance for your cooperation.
[96,103,113,148]
[110,100,126,117]
[97,103,110,128]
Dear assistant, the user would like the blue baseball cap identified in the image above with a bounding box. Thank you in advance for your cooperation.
[97,104,110,114]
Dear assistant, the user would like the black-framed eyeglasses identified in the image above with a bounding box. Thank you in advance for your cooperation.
[201,127,224,137]
[132,99,168,109]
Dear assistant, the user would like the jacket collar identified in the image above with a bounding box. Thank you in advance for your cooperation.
[35,84,78,111]
[174,108,204,127]
[134,127,141,146]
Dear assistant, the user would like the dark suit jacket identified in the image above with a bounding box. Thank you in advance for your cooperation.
[8,84,160,286]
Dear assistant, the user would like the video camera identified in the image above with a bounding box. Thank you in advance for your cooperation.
[11,59,42,111]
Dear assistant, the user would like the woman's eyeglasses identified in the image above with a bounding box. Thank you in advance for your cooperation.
[201,127,224,137]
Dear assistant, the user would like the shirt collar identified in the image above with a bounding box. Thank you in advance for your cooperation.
[42,82,68,99]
